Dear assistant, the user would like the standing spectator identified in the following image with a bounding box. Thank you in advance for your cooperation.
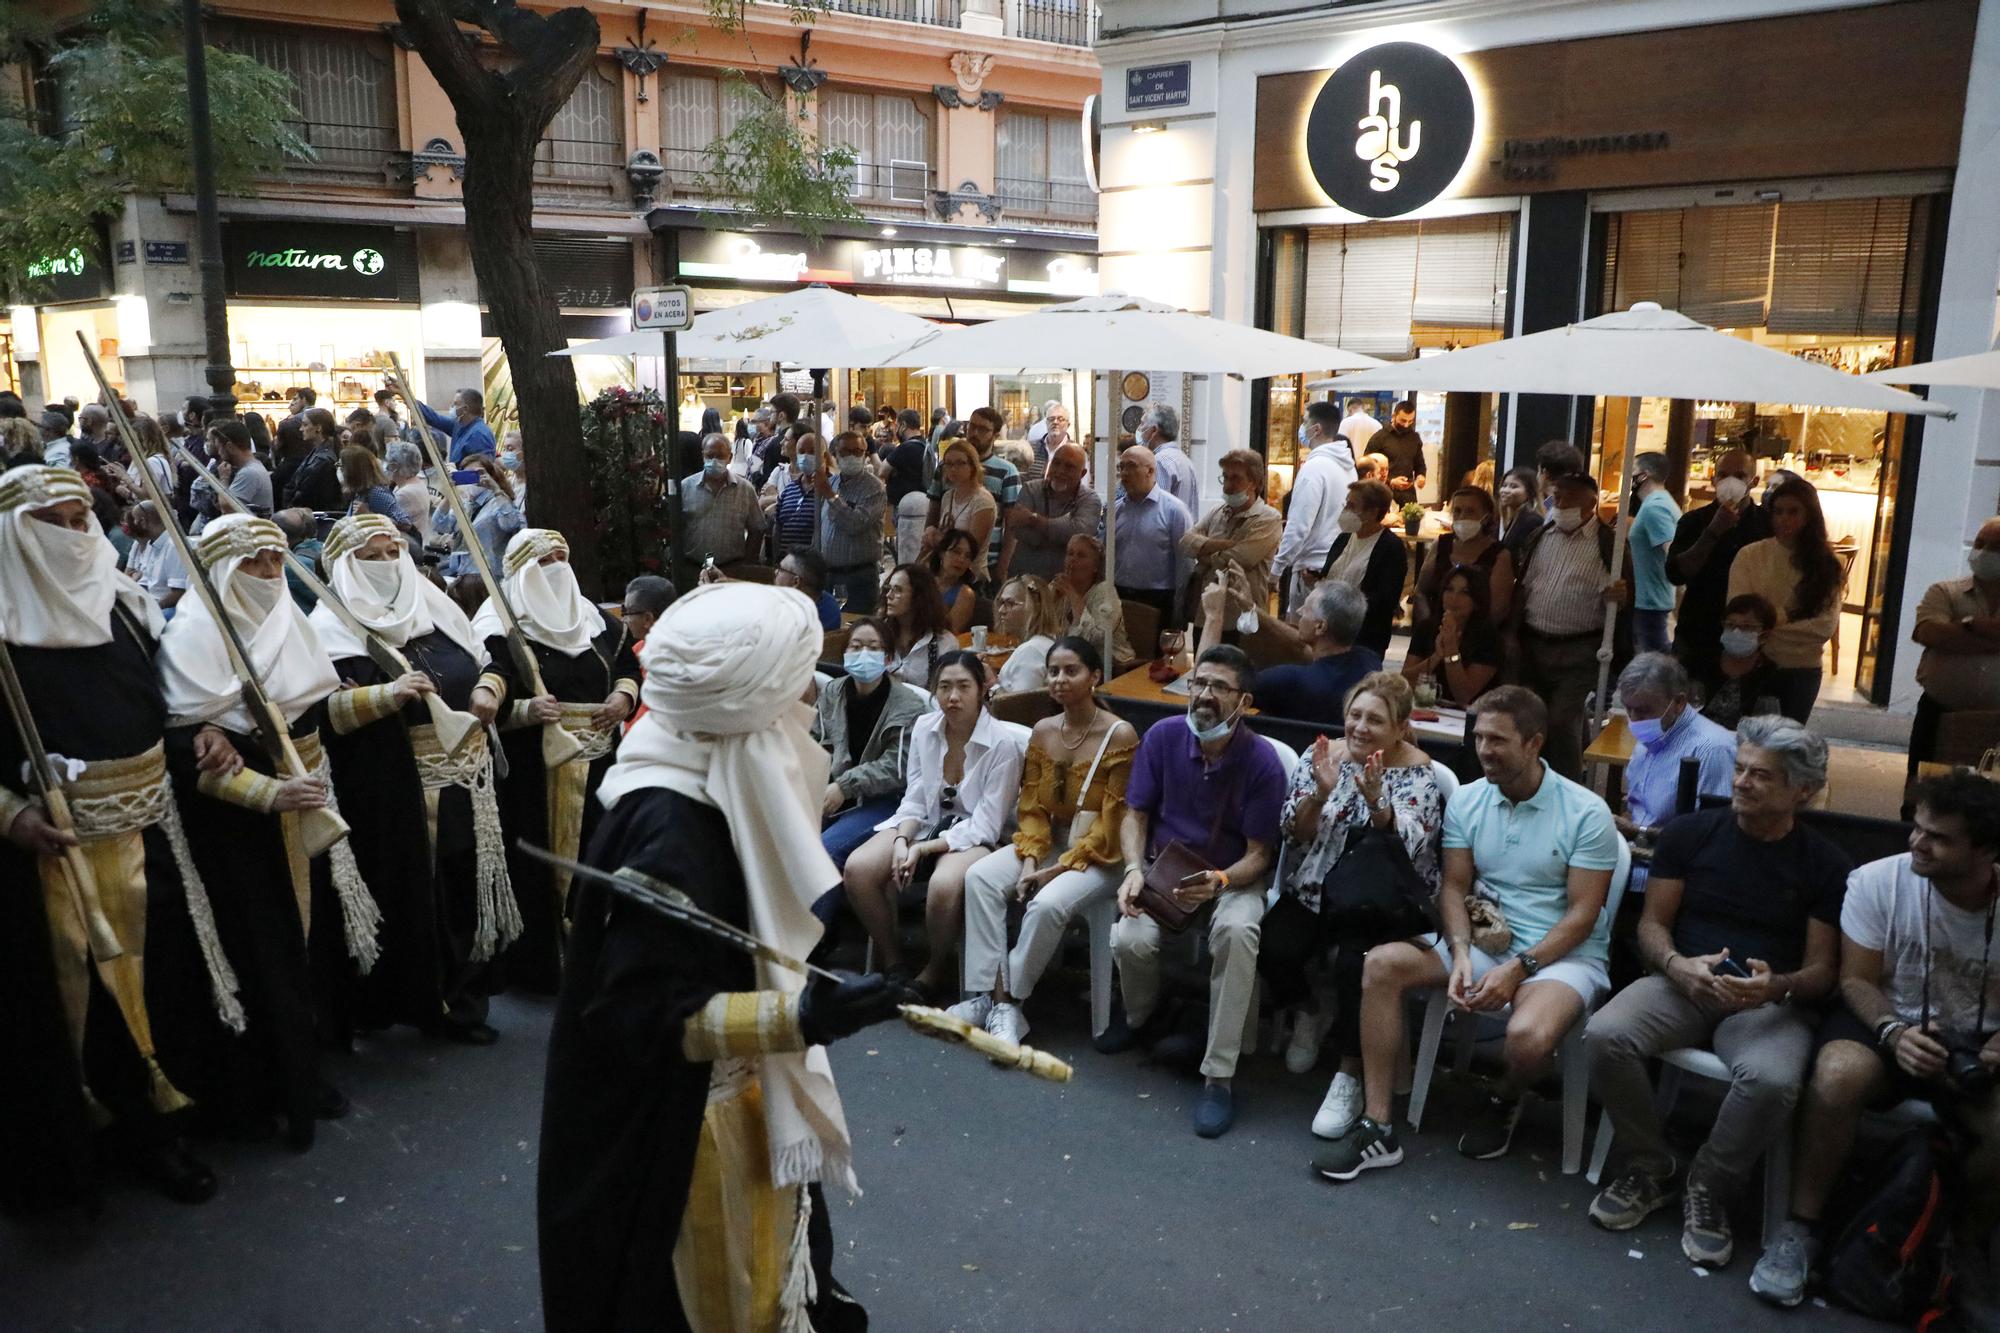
[434,453,521,580]
[1401,564,1504,708]
[279,385,316,437]
[1726,477,1842,723]
[1588,716,1848,1270]
[764,432,823,561]
[338,445,411,531]
[1497,465,1543,558]
[373,387,427,445]
[1750,773,2000,1308]
[1907,514,2000,795]
[1273,400,1357,609]
[1410,486,1516,656]
[1111,445,1194,627]
[1668,449,1769,683]
[879,560,953,685]
[1052,534,1134,672]
[885,408,929,508]
[383,442,433,548]
[927,407,1018,575]
[1317,686,1622,1180]
[1627,452,1683,655]
[1137,404,1199,517]
[1100,645,1287,1139]
[682,432,766,571]
[1243,581,1380,724]
[1027,400,1073,482]
[926,439,999,584]
[1003,441,1101,585]
[1697,594,1785,729]
[1613,654,1737,895]
[1263,672,1445,1134]
[191,419,273,526]
[814,430,887,613]
[74,403,113,460]
[1317,479,1407,657]
[747,404,784,487]
[1338,397,1380,454]
[1371,400,1427,503]
[1514,473,1631,778]
[411,387,497,465]
[1535,440,1588,518]
[284,408,343,513]
[1181,448,1282,630]
[813,617,933,870]
[1,416,40,466]
[270,415,309,502]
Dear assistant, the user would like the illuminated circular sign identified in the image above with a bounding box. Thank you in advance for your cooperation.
[1305,42,1475,219]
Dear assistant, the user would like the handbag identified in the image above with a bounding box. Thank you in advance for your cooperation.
[1316,820,1440,946]
[1135,764,1237,934]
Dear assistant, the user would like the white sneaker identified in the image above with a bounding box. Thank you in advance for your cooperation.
[1312,1071,1363,1140]
[946,995,994,1028]
[987,1001,1030,1048]
[1285,1009,1332,1075]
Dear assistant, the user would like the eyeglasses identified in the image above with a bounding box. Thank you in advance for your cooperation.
[1188,676,1244,700]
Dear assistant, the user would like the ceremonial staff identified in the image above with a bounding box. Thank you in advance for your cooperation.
[75,334,349,857]
[519,844,1074,1083]
[165,439,482,761]
[379,357,583,771]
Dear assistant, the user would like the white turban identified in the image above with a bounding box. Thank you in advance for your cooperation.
[597,581,857,1193]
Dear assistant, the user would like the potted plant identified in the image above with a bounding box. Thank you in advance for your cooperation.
[1401,501,1426,536]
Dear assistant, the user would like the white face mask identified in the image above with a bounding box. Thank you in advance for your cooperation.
[1714,476,1749,506]
[839,454,866,477]
[232,570,286,622]
[1720,628,1761,658]
[352,558,403,604]
[1223,489,1252,510]
[1336,509,1362,535]
[1552,507,1586,534]
[1451,518,1483,543]
[1235,608,1261,635]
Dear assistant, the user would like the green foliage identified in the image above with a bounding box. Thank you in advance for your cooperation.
[700,0,831,34]
[693,75,860,244]
[580,385,676,588]
[0,2,309,299]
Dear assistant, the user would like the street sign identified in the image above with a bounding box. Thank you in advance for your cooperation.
[632,284,693,331]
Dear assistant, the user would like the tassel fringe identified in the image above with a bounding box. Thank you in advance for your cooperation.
[146,1056,193,1115]
[468,753,522,961]
[158,774,246,1033]
[313,757,382,973]
[779,1184,816,1333]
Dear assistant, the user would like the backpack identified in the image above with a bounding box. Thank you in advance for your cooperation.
[1823,1126,1955,1324]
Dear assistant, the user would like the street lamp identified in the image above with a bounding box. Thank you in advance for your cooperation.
[180,0,236,417]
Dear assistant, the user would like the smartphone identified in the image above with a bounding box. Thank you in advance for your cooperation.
[1178,872,1210,888]
[450,469,480,486]
[1711,958,1751,980]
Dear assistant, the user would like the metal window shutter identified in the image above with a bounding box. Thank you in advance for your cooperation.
[997,109,1048,182]
[661,67,721,182]
[532,237,632,309]
[1411,214,1513,331]
[1603,209,1685,313]
[1678,204,1775,328]
[1302,223,1420,358]
[1769,197,1914,336]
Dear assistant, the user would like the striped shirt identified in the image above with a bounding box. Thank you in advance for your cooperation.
[1522,519,1610,637]
[774,478,816,554]
[816,469,886,570]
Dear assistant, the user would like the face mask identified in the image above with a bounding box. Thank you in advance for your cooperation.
[499,452,521,472]
[1715,476,1749,506]
[1223,490,1252,511]
[1336,509,1362,535]
[22,517,100,575]
[839,454,866,477]
[703,459,727,479]
[353,558,403,604]
[232,570,285,621]
[1235,609,1260,636]
[1972,549,2000,582]
[1185,702,1239,746]
[1720,628,1761,658]
[1297,425,1311,447]
[843,647,888,684]
[1553,508,1585,534]
[1626,715,1666,750]
[796,455,817,475]
[1452,518,1483,542]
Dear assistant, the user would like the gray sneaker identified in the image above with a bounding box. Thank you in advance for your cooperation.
[1682,1176,1735,1268]
[1750,1219,1816,1308]
[1589,1167,1676,1232]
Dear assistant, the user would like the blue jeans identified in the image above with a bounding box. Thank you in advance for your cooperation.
[1633,608,1671,655]
[813,795,901,925]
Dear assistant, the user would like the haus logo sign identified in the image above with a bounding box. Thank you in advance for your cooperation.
[1305,42,1476,219]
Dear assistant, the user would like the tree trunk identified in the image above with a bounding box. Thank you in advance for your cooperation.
[394,0,605,595]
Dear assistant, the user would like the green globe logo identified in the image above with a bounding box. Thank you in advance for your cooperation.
[352,248,385,276]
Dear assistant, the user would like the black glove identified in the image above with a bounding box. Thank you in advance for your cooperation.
[797,970,901,1047]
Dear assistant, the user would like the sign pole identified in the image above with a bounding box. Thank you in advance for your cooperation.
[665,323,682,588]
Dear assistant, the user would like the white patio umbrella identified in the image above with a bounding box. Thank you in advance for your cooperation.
[547,328,674,360]
[1314,302,1950,749]
[552,283,938,364]
[1863,348,2000,390]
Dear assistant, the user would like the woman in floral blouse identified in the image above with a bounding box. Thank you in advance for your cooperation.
[1261,670,1444,1140]
[951,635,1138,1047]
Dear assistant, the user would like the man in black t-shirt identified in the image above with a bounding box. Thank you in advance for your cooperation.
[1371,400,1427,501]
[1584,715,1850,1271]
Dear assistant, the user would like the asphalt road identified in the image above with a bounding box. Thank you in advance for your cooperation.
[1,977,1883,1332]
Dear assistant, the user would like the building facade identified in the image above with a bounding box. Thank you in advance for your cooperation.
[1092,0,2000,715]
[6,0,1099,434]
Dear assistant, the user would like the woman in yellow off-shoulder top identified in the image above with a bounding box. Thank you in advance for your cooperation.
[949,634,1137,1047]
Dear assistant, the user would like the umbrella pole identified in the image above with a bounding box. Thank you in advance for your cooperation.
[1591,397,1642,762]
[1101,369,1117,669]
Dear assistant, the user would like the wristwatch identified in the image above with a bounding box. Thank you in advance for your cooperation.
[1875,1016,1909,1049]
[1518,953,1542,977]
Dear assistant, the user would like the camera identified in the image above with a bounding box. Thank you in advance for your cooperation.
[1944,1044,1995,1098]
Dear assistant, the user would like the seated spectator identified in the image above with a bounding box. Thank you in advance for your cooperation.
[763,547,840,632]
[928,528,983,636]
[1751,773,2000,1307]
[952,637,1138,1044]
[339,444,412,532]
[1050,533,1134,673]
[991,574,1060,696]
[1317,479,1407,657]
[1401,564,1503,707]
[1588,716,1848,1270]
[814,617,933,870]
[1614,653,1738,892]
[1261,672,1445,1137]
[1354,452,1391,484]
[1317,686,1622,1180]
[1697,594,1785,729]
[840,651,1029,1002]
[880,561,954,688]
[434,452,521,579]
[1099,645,1288,1138]
[122,499,187,612]
[383,441,433,548]
[1243,581,1381,724]
[271,507,322,613]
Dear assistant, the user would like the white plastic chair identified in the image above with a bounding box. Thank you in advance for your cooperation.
[1405,835,1633,1176]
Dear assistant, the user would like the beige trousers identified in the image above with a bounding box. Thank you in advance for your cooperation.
[1110,888,1263,1079]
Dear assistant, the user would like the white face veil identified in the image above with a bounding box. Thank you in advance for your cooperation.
[310,514,483,665]
[469,528,604,657]
[0,466,160,648]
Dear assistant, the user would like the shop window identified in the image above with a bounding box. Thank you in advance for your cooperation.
[659,66,767,199]
[995,107,1093,223]
[536,62,625,205]
[818,87,933,208]
[1301,214,1511,358]
[1770,197,1913,336]
[214,23,401,188]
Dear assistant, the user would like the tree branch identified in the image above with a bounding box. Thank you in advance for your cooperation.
[392,0,502,117]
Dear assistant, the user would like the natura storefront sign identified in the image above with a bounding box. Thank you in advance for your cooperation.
[224,222,414,300]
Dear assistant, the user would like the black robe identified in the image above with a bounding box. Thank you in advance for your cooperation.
[0,606,214,1211]
[325,630,488,1032]
[484,622,637,995]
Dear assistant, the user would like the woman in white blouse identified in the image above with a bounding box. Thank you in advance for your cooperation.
[842,650,1030,1001]
[991,573,1060,696]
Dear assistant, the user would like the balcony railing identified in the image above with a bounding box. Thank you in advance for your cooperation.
[819,0,963,25]
[993,175,1096,224]
[265,117,410,190]
[534,135,626,205]
[657,150,935,217]
[1007,0,1098,45]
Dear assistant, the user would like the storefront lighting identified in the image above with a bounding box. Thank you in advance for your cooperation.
[422,300,482,350]
[1000,238,1017,245]
[9,307,38,358]
[113,294,152,356]
[1131,120,1166,135]
[879,226,898,238]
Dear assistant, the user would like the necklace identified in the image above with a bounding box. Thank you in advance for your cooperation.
[1057,712,1093,750]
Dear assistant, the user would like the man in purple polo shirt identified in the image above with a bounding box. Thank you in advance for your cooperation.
[1098,644,1287,1138]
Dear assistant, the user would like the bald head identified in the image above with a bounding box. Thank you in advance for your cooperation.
[1046,441,1086,492]
[1977,516,2000,551]
[1116,445,1156,498]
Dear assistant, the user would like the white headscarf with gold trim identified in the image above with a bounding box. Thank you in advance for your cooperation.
[0,466,161,648]
[311,514,484,666]
[469,528,604,657]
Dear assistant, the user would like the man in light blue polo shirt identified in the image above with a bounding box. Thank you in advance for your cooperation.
[1316,684,1624,1181]
[1628,452,1682,654]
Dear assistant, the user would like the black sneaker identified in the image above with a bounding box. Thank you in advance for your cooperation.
[1589,1167,1676,1231]
[1094,1006,1170,1055]
[1314,1117,1404,1180]
[1457,1094,1526,1160]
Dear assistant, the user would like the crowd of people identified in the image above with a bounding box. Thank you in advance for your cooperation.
[6,378,1999,1326]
